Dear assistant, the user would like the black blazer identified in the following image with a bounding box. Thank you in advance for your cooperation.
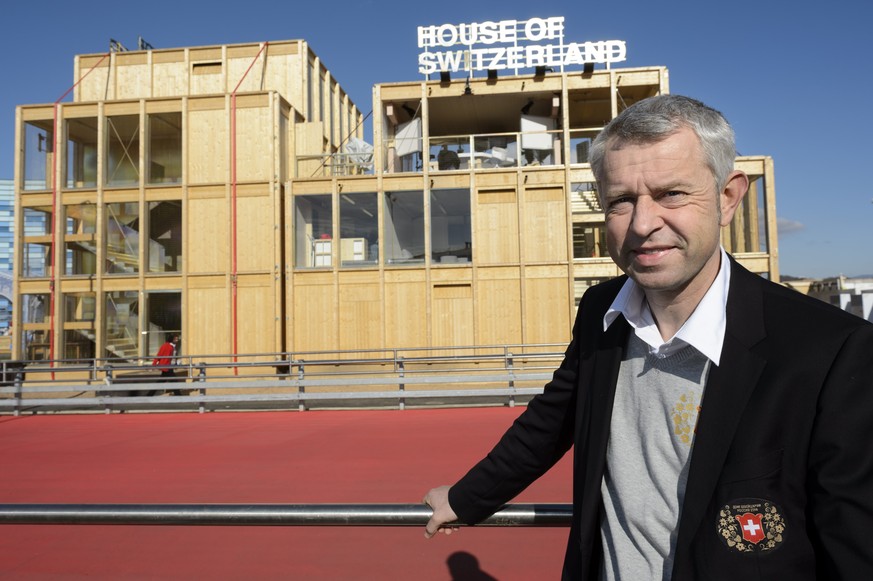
[449,258,873,580]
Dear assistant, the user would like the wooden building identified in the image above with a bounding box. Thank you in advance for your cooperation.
[12,39,779,362]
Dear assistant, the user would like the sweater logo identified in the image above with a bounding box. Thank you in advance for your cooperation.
[717,498,785,553]
[671,391,701,447]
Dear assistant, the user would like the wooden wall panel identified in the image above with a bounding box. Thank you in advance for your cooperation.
[237,194,274,272]
[524,267,572,344]
[384,272,428,349]
[76,63,111,102]
[235,106,273,182]
[338,282,382,351]
[476,189,519,265]
[476,268,522,345]
[187,284,228,356]
[292,281,337,351]
[116,64,150,100]
[153,62,188,97]
[524,187,567,263]
[188,108,227,183]
[432,283,473,348]
[188,197,228,273]
[190,64,224,95]
[237,276,277,356]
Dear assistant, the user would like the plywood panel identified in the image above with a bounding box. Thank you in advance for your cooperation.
[476,189,518,265]
[237,194,274,272]
[385,276,427,349]
[524,187,567,263]
[235,106,273,182]
[187,285,228,356]
[238,279,276,355]
[188,197,228,273]
[188,108,227,183]
[116,64,150,100]
[338,282,382,351]
[432,284,473,348]
[293,282,337,351]
[153,62,188,98]
[476,272,521,345]
[524,274,571,344]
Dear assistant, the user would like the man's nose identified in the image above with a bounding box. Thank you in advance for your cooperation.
[629,196,663,236]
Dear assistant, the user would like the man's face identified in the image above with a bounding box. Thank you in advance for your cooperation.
[600,127,743,304]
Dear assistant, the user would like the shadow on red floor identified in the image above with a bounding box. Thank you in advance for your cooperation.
[0,408,572,580]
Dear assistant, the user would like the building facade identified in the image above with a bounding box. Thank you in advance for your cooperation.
[12,38,779,362]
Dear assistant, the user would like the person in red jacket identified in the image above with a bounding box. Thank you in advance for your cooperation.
[152,334,181,395]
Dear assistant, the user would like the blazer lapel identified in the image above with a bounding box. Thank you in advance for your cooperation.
[674,261,768,561]
[576,315,629,551]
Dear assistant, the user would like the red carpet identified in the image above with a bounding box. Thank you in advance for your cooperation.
[0,408,572,580]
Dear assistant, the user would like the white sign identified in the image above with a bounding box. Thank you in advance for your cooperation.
[417,17,626,76]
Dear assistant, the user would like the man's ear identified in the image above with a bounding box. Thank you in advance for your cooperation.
[719,170,749,227]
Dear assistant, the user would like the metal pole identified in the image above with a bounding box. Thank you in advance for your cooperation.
[0,503,571,527]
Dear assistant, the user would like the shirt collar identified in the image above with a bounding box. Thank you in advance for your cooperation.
[603,248,731,365]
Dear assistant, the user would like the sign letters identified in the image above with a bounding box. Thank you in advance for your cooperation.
[417,17,627,76]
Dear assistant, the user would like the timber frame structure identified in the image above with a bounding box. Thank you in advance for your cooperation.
[12,40,778,362]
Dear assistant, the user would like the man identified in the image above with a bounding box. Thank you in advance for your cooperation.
[152,334,181,395]
[423,95,873,579]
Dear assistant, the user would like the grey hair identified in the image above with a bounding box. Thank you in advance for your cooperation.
[589,94,736,192]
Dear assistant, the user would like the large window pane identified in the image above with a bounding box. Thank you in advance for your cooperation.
[339,193,378,266]
[23,121,53,191]
[64,204,97,276]
[294,194,333,268]
[147,201,182,272]
[431,189,471,264]
[148,112,182,184]
[105,202,140,274]
[383,191,424,265]
[63,292,96,361]
[106,115,140,187]
[21,293,50,360]
[105,290,139,360]
[65,117,98,189]
[146,291,181,357]
[22,206,53,278]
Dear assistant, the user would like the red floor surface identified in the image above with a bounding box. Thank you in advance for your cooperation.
[0,408,572,580]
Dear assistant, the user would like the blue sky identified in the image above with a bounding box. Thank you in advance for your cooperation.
[2,0,870,278]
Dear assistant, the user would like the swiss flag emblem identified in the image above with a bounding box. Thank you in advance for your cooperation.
[736,512,765,544]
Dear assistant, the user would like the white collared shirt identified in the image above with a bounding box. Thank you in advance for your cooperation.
[602,248,731,365]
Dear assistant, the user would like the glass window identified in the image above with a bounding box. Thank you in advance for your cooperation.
[65,117,99,189]
[570,182,601,214]
[573,223,607,259]
[64,204,97,276]
[62,292,96,361]
[146,291,181,357]
[339,193,378,266]
[294,194,333,268]
[147,201,182,272]
[21,293,50,361]
[431,189,471,264]
[106,114,140,187]
[148,112,182,185]
[22,206,53,278]
[23,121,53,191]
[383,191,424,265]
[105,290,139,360]
[105,202,140,274]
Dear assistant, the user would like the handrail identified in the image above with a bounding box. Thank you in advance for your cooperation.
[0,503,572,527]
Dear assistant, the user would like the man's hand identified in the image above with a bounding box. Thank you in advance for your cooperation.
[423,485,460,538]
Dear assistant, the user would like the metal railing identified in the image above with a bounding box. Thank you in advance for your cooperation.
[0,503,572,527]
[0,344,565,415]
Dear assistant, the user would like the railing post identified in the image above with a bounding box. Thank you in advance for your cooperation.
[506,349,515,408]
[13,370,23,417]
[397,355,405,411]
[102,365,114,414]
[197,363,207,414]
[297,361,306,411]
